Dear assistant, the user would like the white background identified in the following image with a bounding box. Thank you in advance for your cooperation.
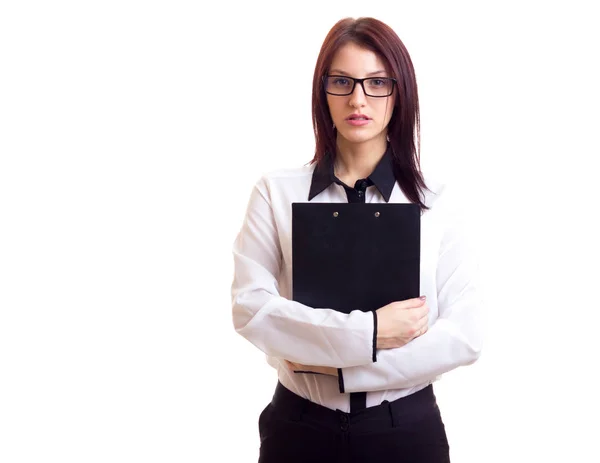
[1,1,599,462]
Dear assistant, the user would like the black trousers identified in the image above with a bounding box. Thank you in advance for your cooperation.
[258,382,450,463]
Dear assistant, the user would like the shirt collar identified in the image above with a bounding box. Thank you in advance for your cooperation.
[308,145,396,202]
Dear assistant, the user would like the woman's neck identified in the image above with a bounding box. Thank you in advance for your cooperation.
[333,136,387,187]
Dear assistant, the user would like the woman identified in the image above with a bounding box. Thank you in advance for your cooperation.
[231,16,483,463]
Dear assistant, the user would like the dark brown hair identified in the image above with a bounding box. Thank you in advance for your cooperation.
[311,17,431,210]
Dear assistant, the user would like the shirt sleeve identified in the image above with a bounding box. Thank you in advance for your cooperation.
[231,176,377,368]
[337,184,484,392]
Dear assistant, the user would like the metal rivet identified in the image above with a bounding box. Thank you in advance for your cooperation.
[333,212,339,217]
[375,212,380,217]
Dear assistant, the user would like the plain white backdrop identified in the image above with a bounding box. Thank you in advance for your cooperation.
[1,1,599,461]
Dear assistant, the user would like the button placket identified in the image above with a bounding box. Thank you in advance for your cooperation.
[339,413,349,432]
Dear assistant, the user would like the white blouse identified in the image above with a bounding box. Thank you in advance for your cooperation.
[231,162,483,412]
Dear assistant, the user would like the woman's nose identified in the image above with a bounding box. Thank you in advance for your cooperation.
[348,82,367,107]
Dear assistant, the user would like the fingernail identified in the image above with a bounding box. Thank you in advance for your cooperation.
[419,295,426,300]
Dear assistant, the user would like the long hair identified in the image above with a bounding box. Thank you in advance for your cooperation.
[311,17,431,210]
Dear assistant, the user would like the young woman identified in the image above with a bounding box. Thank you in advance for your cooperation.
[231,16,483,463]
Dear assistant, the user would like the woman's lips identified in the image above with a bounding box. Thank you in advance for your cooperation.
[345,118,371,126]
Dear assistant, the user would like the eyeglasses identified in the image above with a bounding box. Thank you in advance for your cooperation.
[323,75,397,97]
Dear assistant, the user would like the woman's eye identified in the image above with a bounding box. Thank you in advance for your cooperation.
[370,79,385,86]
[332,78,350,86]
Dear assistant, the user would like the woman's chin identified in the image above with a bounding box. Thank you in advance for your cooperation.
[338,130,381,146]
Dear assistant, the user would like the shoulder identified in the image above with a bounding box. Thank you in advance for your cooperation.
[420,172,470,222]
[261,163,315,183]
[421,172,476,249]
[420,172,447,209]
[253,163,315,198]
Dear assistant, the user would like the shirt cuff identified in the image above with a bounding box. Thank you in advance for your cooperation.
[372,310,378,362]
[338,311,377,394]
[337,368,345,393]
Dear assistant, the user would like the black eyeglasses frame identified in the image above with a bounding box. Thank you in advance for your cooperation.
[322,75,397,97]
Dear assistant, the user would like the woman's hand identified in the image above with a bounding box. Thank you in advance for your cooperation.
[375,296,429,349]
[284,360,338,377]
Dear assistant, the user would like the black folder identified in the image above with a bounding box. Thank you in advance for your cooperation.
[292,203,420,313]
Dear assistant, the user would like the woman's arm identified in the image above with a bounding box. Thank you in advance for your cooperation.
[231,176,377,368]
[297,184,484,391]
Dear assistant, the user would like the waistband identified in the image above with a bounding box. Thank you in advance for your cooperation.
[270,381,438,433]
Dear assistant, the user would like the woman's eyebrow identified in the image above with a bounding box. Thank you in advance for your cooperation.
[329,69,388,76]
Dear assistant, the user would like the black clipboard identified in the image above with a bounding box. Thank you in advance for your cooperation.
[292,203,420,313]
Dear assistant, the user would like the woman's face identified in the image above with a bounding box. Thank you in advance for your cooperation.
[326,42,396,148]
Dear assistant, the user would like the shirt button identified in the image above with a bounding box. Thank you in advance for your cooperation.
[340,414,349,431]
